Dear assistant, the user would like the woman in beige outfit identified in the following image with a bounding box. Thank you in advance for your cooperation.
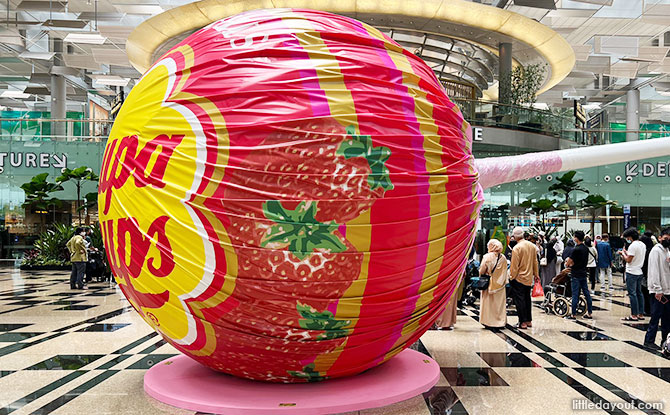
[479,239,509,329]
[435,271,465,330]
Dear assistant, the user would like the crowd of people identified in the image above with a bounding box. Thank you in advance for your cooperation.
[435,226,670,352]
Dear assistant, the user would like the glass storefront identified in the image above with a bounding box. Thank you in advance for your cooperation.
[477,149,670,237]
[0,119,667,261]
[0,139,105,260]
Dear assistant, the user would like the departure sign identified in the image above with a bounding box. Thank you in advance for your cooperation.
[625,161,670,179]
[0,152,67,173]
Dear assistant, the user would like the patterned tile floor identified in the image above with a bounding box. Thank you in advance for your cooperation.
[0,269,668,415]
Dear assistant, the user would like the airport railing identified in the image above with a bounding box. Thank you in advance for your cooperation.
[0,118,113,142]
[453,99,577,141]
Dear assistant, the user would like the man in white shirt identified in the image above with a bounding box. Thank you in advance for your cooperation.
[620,228,647,321]
[644,228,670,349]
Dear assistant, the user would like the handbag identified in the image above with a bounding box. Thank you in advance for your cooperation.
[475,254,502,291]
[589,249,597,264]
[540,246,548,266]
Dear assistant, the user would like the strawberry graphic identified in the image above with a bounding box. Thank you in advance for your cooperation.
[210,119,393,381]
[223,119,393,224]
[230,201,359,318]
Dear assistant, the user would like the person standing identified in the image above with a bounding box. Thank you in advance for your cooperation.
[479,239,509,329]
[509,227,539,329]
[597,233,614,291]
[585,237,598,290]
[540,237,557,289]
[564,231,593,320]
[641,231,655,316]
[644,228,670,349]
[620,228,647,322]
[66,227,88,290]
[506,239,517,262]
[554,237,565,273]
[84,227,93,248]
[435,277,464,330]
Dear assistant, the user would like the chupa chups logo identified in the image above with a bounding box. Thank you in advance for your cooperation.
[102,215,175,280]
[99,133,185,215]
[99,43,230,356]
[100,215,174,311]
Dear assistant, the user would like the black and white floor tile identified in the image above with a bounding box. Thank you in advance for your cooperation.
[0,269,668,415]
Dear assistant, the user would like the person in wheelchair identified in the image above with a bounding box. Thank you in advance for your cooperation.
[542,267,585,317]
[551,268,572,297]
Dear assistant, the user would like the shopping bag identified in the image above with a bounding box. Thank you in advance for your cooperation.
[531,280,544,297]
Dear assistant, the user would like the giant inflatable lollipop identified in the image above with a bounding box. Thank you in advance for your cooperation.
[99,8,670,383]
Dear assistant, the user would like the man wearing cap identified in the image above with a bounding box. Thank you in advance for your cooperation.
[509,227,540,329]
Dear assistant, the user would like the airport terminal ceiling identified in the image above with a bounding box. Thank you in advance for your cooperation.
[0,3,669,415]
[0,0,669,120]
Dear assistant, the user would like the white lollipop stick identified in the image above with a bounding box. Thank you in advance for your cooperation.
[476,137,670,189]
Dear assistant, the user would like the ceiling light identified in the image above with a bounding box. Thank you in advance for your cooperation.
[42,19,88,29]
[18,51,55,60]
[571,0,613,5]
[91,75,130,87]
[0,29,24,47]
[16,1,65,11]
[114,4,163,15]
[95,89,116,96]
[64,33,107,44]
[77,12,124,21]
[1,90,30,99]
[658,91,670,97]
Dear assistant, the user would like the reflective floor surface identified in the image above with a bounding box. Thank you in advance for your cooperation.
[0,269,668,415]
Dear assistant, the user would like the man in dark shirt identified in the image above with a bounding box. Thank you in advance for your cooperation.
[565,231,593,320]
[641,231,655,315]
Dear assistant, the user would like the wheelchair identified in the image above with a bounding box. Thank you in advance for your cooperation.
[541,281,587,317]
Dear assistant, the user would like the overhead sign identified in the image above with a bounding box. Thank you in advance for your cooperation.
[586,112,603,130]
[574,101,586,129]
[473,127,483,141]
[625,162,669,179]
[623,204,631,229]
[0,152,67,174]
[110,90,125,119]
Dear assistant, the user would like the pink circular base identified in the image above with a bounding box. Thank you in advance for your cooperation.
[144,349,440,414]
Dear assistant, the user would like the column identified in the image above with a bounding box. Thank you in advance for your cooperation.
[498,42,513,105]
[626,88,640,142]
[50,37,66,139]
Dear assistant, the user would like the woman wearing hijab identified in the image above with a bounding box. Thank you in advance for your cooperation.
[540,237,558,289]
[479,239,509,329]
